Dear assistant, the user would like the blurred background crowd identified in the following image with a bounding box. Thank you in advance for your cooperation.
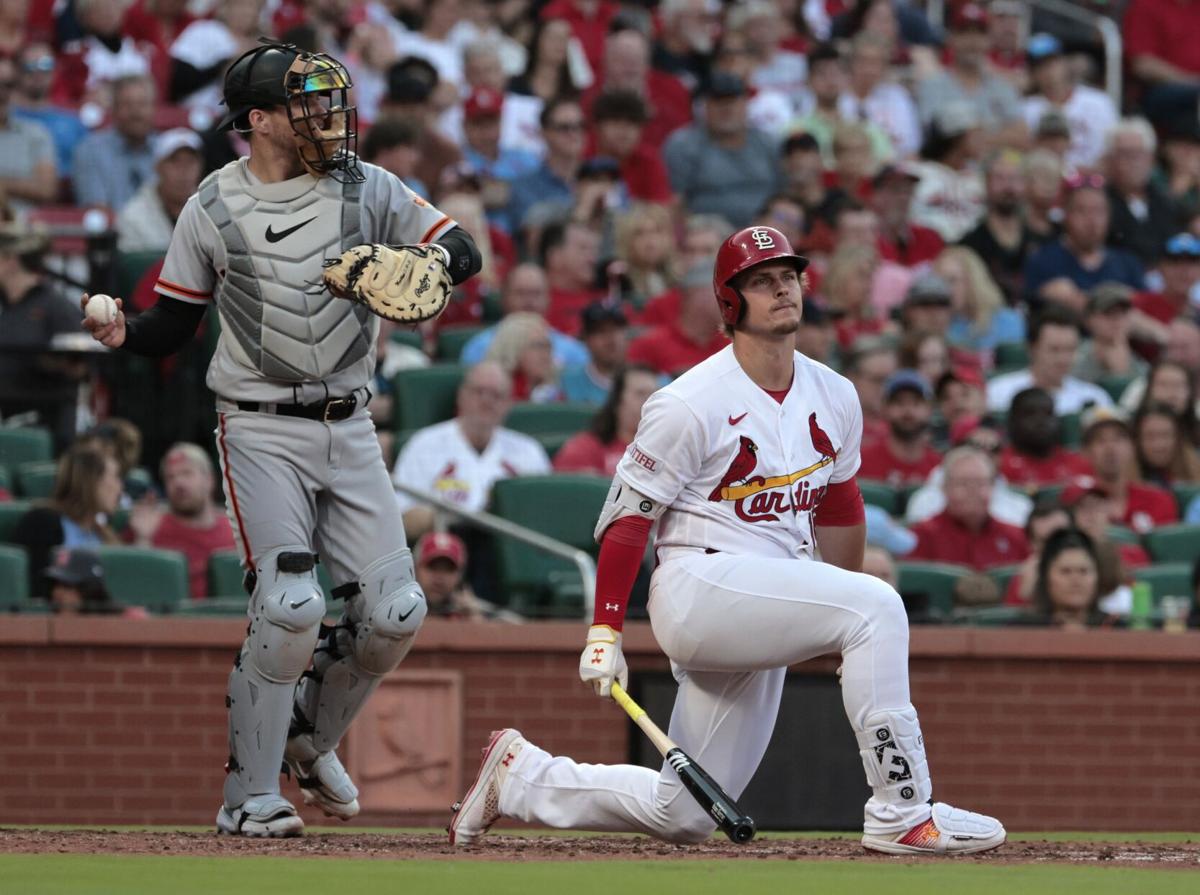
[3,0,1200,630]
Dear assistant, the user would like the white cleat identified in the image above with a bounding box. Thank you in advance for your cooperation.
[448,728,526,846]
[284,733,360,820]
[862,802,1006,856]
[216,794,305,838]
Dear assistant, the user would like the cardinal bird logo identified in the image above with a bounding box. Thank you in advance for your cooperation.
[809,413,837,460]
[709,435,761,501]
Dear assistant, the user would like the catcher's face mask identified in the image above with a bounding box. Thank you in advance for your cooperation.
[284,52,364,183]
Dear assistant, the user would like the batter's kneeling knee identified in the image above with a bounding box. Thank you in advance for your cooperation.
[656,796,718,844]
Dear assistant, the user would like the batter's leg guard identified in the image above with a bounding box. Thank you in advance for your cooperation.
[222,548,325,833]
[855,705,934,835]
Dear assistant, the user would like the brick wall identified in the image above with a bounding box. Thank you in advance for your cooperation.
[1,618,1198,831]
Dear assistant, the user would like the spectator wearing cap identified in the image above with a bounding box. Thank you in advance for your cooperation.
[841,33,922,160]
[1031,110,1072,162]
[627,258,727,377]
[935,366,987,435]
[560,302,630,405]
[415,531,519,621]
[441,40,546,160]
[934,245,1026,354]
[998,387,1091,490]
[795,298,840,367]
[555,364,660,475]
[1075,405,1179,533]
[844,337,899,446]
[897,271,954,339]
[908,446,1031,571]
[789,43,892,168]
[379,56,463,195]
[1023,174,1145,309]
[43,547,127,616]
[10,43,89,177]
[704,28,791,137]
[662,72,780,229]
[651,0,717,92]
[858,370,942,486]
[1106,117,1184,268]
[590,89,672,204]
[909,102,986,243]
[959,150,1051,304]
[1075,283,1149,382]
[506,97,588,235]
[1136,233,1200,326]
[460,86,540,227]
[987,305,1113,415]
[1020,33,1117,171]
[871,162,945,267]
[1123,0,1200,125]
[116,128,203,252]
[915,3,1027,151]
[0,56,58,209]
[70,74,159,211]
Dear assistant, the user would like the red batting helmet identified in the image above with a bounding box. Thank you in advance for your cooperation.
[713,226,809,326]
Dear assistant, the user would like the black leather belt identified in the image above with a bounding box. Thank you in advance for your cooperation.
[236,394,358,422]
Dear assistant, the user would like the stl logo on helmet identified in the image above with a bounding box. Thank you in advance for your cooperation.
[750,228,776,250]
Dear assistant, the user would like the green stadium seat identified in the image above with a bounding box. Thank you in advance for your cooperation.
[0,545,30,610]
[176,596,249,617]
[896,561,971,617]
[389,328,424,350]
[437,325,487,361]
[392,364,465,434]
[208,550,247,598]
[858,480,900,515]
[993,342,1028,372]
[115,250,165,298]
[1034,484,1063,506]
[1133,562,1194,605]
[0,501,31,543]
[1059,413,1082,448]
[15,461,57,499]
[1097,374,1137,404]
[490,474,611,616]
[986,563,1022,596]
[1142,524,1200,564]
[953,605,1030,627]
[96,546,190,613]
[0,465,9,495]
[534,432,575,459]
[1106,525,1140,546]
[504,402,595,437]
[1173,482,1200,518]
[0,427,53,478]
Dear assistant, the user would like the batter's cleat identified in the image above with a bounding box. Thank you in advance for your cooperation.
[284,733,360,820]
[448,728,526,846]
[862,802,1006,856]
[216,794,305,838]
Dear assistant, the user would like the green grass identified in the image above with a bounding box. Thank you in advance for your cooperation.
[1,854,1197,895]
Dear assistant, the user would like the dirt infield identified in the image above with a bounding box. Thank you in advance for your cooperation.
[2,828,1198,867]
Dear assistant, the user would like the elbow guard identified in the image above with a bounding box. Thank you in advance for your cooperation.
[594,476,667,543]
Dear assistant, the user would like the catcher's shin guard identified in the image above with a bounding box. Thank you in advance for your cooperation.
[294,548,426,753]
[856,706,934,833]
[223,549,325,811]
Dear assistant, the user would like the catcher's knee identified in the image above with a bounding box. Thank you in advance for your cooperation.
[348,548,426,676]
[247,548,326,682]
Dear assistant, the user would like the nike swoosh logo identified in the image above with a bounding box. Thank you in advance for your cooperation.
[289,596,314,610]
[265,216,318,243]
[728,412,748,426]
[396,605,419,622]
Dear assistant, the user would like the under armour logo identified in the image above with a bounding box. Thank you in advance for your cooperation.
[605,602,619,612]
[501,751,515,767]
[590,647,605,665]
[750,228,776,250]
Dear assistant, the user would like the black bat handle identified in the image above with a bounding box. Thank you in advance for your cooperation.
[666,747,757,844]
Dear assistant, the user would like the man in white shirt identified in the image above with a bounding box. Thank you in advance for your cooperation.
[116,128,204,252]
[986,304,1113,414]
[1021,33,1117,170]
[392,360,551,538]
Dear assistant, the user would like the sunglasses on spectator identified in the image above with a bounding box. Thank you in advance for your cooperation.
[1062,172,1106,193]
[1164,233,1200,259]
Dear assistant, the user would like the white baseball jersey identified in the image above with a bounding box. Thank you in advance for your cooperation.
[392,419,551,513]
[615,345,862,561]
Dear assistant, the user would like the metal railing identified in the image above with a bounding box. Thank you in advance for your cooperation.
[923,0,1123,108]
[394,482,596,617]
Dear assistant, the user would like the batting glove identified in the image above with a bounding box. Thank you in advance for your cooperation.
[579,624,628,698]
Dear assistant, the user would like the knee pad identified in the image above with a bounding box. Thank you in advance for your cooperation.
[351,548,427,676]
[856,706,932,809]
[247,548,326,682]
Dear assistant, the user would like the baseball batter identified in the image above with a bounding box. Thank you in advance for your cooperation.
[449,227,1004,854]
[82,43,480,837]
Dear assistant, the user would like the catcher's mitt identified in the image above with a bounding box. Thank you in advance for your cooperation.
[322,243,451,324]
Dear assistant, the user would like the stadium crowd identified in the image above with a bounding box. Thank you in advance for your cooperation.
[2,0,1200,629]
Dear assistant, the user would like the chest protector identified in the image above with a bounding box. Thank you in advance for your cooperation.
[198,165,372,381]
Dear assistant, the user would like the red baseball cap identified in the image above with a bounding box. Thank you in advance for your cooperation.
[464,86,504,121]
[417,532,467,568]
[950,2,990,31]
[1060,476,1109,508]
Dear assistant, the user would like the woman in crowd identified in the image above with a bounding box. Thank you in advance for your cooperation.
[1120,360,1200,445]
[897,330,950,389]
[508,16,586,101]
[823,242,886,349]
[553,365,660,476]
[611,204,678,314]
[484,312,562,402]
[1131,402,1200,487]
[934,246,1025,355]
[12,443,122,599]
[1030,528,1116,629]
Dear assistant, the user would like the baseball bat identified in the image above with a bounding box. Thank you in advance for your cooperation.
[610,681,756,844]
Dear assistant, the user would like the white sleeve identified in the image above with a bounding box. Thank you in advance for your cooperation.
[520,436,552,474]
[155,195,216,304]
[828,377,863,484]
[391,431,438,513]
[614,391,705,505]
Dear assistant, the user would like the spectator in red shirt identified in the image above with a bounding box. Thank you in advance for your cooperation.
[539,220,603,335]
[127,442,236,601]
[590,89,672,204]
[845,336,899,446]
[124,0,196,96]
[1074,405,1180,533]
[554,364,660,476]
[909,445,1031,570]
[858,369,942,486]
[1124,0,1200,124]
[1135,233,1200,326]
[935,366,987,437]
[1065,480,1152,575]
[626,259,728,377]
[998,387,1092,490]
[540,0,619,75]
[871,162,946,268]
